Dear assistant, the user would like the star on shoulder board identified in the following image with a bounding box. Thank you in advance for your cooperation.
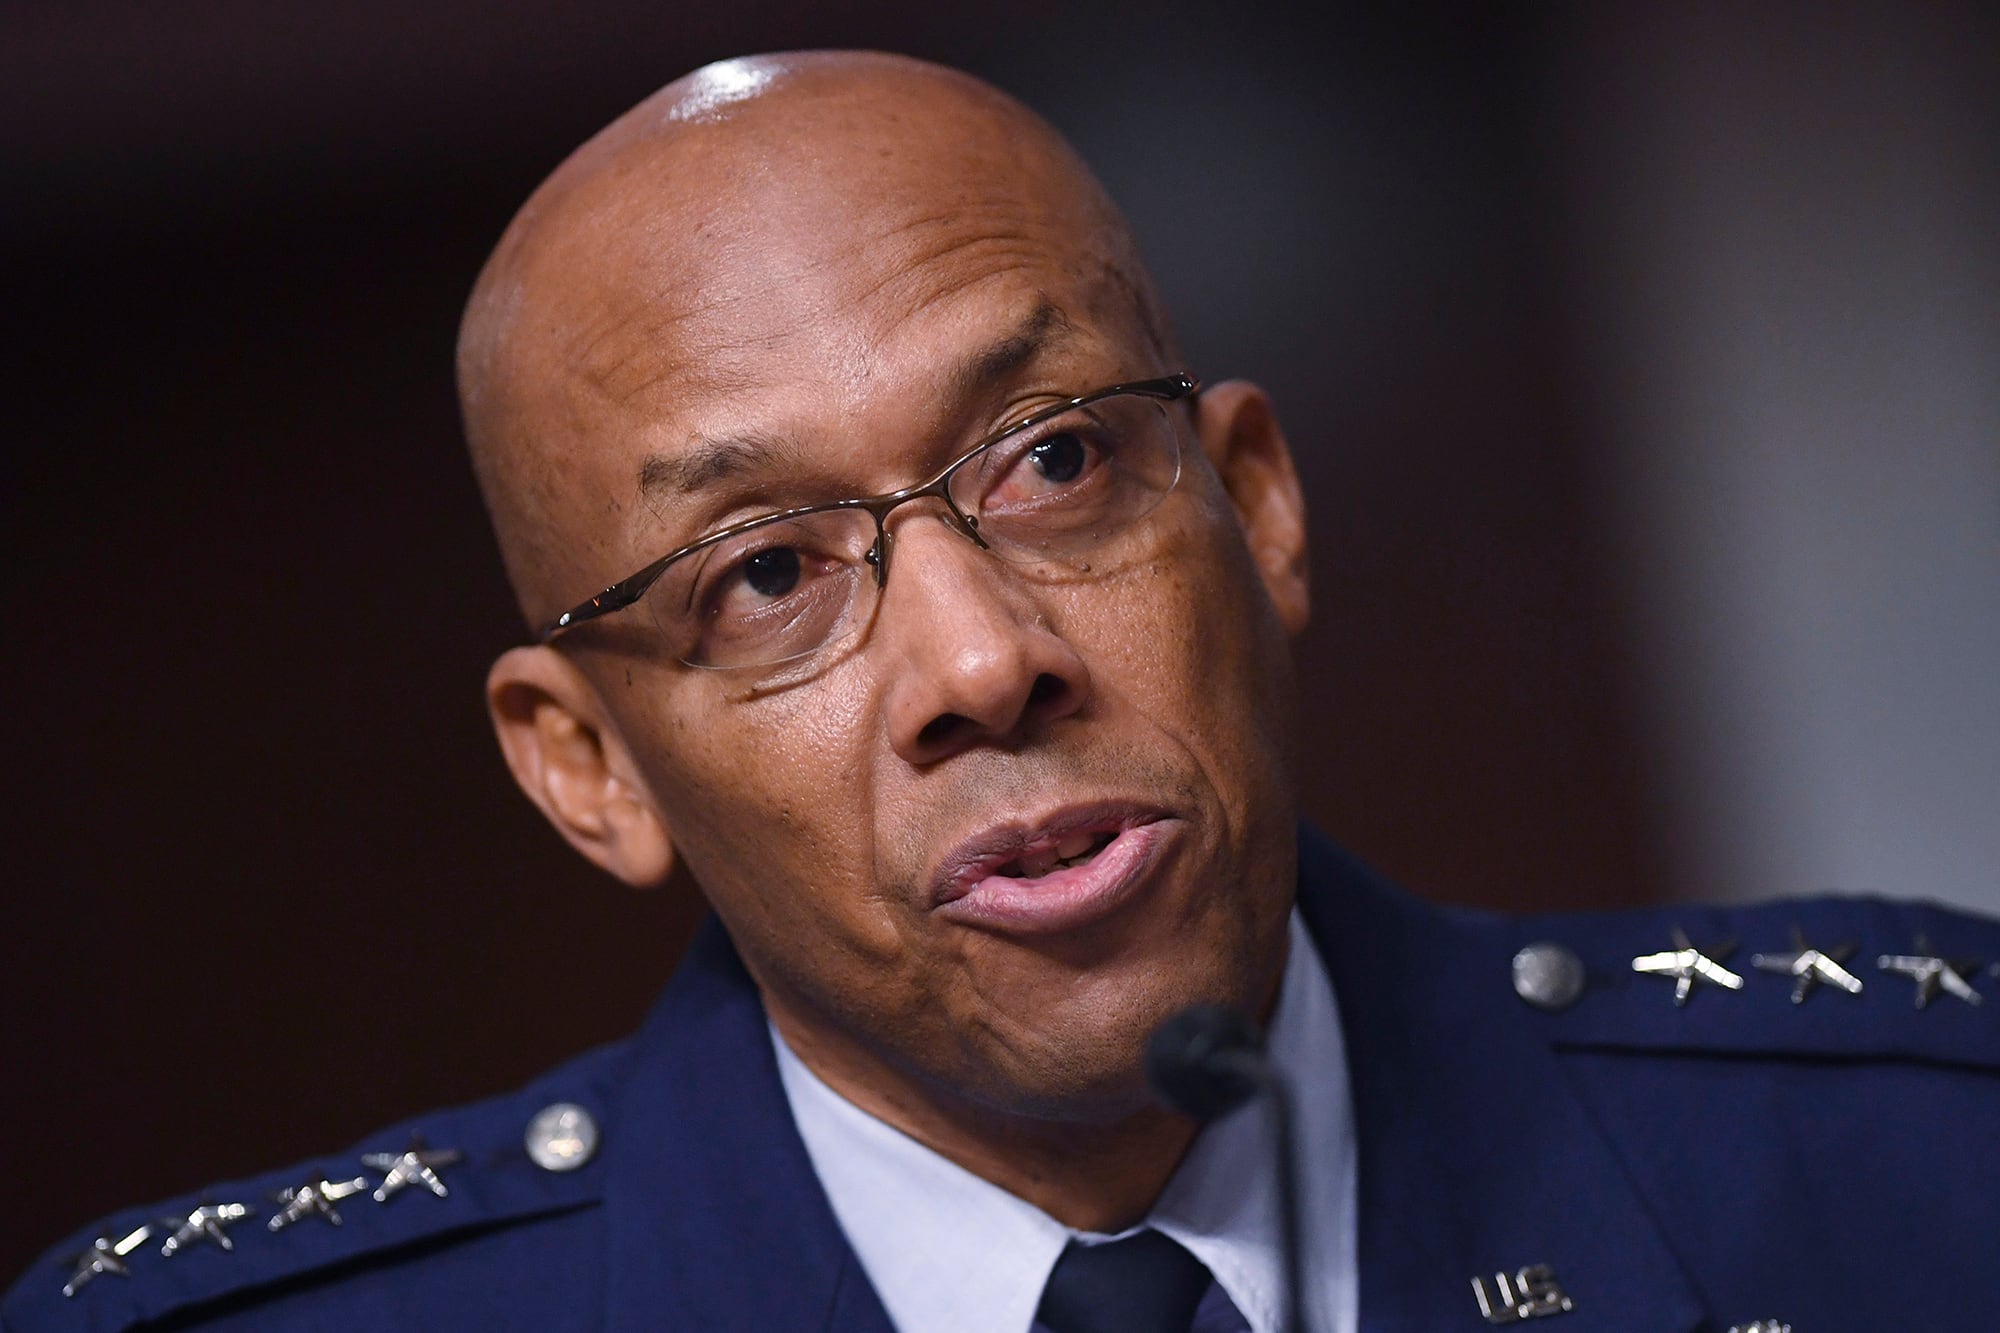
[1632,928,1744,1005]
[363,1135,465,1202]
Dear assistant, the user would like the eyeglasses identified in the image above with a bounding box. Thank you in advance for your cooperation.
[540,373,1200,669]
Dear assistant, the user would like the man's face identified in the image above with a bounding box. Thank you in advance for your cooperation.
[492,78,1307,1124]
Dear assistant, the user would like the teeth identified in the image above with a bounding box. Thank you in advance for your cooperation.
[1017,847,1059,878]
[1054,832,1096,861]
[993,831,1118,880]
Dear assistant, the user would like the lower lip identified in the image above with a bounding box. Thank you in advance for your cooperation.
[933,819,1179,935]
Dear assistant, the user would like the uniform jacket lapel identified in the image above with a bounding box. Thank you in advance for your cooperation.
[1296,830,1706,1333]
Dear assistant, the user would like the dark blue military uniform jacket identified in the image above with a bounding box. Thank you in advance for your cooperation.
[10,828,2000,1331]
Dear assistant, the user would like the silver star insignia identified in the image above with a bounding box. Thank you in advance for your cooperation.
[60,1225,151,1297]
[363,1135,464,1203]
[158,1200,254,1257]
[268,1173,370,1230]
[1753,925,1865,1003]
[1632,928,1745,1005]
[1877,936,1982,1008]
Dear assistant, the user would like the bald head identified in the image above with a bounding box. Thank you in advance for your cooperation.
[458,51,1177,627]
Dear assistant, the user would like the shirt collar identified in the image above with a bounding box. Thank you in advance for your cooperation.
[773,911,1357,1333]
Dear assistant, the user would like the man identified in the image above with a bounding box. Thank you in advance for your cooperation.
[9,51,1999,1333]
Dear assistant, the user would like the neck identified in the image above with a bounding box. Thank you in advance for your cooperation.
[767,1002,1201,1233]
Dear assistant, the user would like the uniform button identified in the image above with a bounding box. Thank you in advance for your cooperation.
[525,1102,599,1172]
[1512,942,1586,1011]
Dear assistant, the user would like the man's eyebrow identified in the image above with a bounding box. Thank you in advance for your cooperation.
[948,299,1076,400]
[635,300,1076,502]
[638,430,807,503]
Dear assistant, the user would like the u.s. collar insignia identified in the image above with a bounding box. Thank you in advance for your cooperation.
[1471,1263,1573,1322]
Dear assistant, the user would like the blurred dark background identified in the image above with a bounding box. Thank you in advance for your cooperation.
[4,0,1994,1283]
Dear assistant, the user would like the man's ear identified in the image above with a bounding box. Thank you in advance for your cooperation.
[1195,379,1310,635]
[485,645,676,888]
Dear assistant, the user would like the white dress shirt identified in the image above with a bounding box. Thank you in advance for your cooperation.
[772,912,1358,1333]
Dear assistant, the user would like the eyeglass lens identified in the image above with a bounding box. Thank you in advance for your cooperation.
[649,391,1183,669]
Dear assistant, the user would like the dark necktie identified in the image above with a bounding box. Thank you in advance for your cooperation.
[1032,1228,1252,1333]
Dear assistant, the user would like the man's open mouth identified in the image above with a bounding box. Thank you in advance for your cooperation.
[930,808,1181,933]
[991,830,1119,879]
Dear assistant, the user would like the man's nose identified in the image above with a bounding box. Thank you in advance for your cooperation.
[873,518,1091,766]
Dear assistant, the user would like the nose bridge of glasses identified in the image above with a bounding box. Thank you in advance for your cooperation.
[861,478,990,587]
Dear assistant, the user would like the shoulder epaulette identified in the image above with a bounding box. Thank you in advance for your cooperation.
[1496,892,2000,1067]
[3,1038,632,1332]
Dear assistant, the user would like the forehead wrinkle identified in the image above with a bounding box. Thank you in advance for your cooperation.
[854,224,1053,308]
[559,176,1098,414]
[763,190,1054,317]
[826,240,1065,387]
[573,248,1063,442]
[811,207,1151,382]
[633,298,1077,514]
[550,227,802,412]
[565,290,761,411]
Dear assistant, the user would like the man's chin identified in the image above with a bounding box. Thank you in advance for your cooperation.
[931,975,1254,1128]
[939,1045,1165,1129]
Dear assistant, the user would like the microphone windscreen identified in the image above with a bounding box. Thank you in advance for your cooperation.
[1144,1003,1264,1120]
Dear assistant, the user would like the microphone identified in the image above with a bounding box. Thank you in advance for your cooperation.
[1145,1004,1308,1333]
[1145,1004,1264,1118]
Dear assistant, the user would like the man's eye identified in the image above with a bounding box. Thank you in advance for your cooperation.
[741,547,802,598]
[707,543,819,616]
[1027,433,1088,484]
[987,424,1108,505]
[651,517,866,668]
